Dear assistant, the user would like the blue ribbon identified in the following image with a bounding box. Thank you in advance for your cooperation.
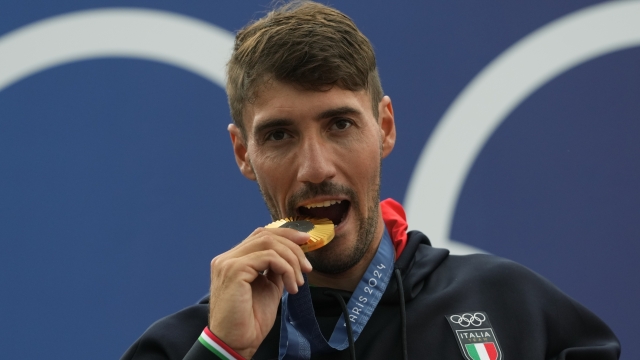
[278,227,395,359]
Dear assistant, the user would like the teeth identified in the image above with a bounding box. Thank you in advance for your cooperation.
[304,200,342,209]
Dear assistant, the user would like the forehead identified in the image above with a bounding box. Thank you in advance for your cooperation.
[242,80,374,134]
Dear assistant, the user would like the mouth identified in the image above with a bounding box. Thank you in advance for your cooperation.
[297,199,351,227]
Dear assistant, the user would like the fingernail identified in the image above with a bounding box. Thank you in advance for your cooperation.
[304,258,312,270]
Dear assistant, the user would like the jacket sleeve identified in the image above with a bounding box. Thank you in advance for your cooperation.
[453,254,620,360]
[120,304,212,360]
[183,338,225,360]
[545,295,620,360]
[183,327,245,360]
[478,256,621,360]
[121,336,220,360]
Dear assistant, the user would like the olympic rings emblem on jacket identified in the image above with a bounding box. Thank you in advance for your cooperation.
[449,313,486,327]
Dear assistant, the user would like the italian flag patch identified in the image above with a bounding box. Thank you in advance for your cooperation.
[445,311,503,360]
[465,342,499,360]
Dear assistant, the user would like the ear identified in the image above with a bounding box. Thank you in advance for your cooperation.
[378,96,396,158]
[228,124,257,181]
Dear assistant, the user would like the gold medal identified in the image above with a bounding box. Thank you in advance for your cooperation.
[265,217,335,252]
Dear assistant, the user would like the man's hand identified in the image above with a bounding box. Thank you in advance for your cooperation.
[208,227,313,359]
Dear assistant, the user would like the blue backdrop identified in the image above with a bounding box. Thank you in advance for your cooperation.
[0,1,637,359]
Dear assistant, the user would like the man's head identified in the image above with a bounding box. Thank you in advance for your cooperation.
[226,1,383,136]
[227,1,396,274]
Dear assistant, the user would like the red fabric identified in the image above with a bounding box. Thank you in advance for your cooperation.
[380,198,408,259]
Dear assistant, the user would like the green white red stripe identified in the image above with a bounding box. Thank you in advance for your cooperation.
[465,342,498,360]
[199,327,245,360]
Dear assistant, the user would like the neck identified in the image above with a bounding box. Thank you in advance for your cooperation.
[307,213,385,292]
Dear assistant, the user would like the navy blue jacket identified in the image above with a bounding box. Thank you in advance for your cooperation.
[122,231,620,359]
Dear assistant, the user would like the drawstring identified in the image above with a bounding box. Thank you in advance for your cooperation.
[324,290,357,360]
[394,268,408,360]
[323,270,408,360]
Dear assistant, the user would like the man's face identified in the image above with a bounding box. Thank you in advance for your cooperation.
[229,80,395,274]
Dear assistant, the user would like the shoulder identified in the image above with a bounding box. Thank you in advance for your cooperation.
[428,253,619,355]
[147,302,209,341]
[421,251,581,311]
[122,302,209,360]
[440,253,553,289]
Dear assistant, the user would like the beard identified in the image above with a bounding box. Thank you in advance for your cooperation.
[255,168,381,275]
[305,195,379,274]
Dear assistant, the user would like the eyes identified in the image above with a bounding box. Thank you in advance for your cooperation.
[264,118,353,142]
[331,119,352,131]
[267,130,289,141]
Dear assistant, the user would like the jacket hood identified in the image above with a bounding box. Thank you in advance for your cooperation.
[379,198,450,304]
[381,230,449,304]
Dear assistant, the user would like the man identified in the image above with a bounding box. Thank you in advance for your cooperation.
[123,2,620,359]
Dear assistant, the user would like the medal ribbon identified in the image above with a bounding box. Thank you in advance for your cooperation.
[278,227,395,359]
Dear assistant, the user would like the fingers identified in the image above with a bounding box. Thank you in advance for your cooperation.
[214,249,301,294]
[232,228,313,274]
[256,240,305,286]
[207,227,313,356]
[211,227,314,295]
[265,267,284,291]
[246,250,300,293]
[265,227,311,245]
[269,228,313,273]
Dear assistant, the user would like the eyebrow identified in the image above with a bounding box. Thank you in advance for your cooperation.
[252,106,362,138]
[316,106,362,120]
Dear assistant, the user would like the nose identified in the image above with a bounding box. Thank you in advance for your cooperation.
[296,135,336,184]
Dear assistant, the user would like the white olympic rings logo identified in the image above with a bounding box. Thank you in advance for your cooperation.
[450,313,486,327]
